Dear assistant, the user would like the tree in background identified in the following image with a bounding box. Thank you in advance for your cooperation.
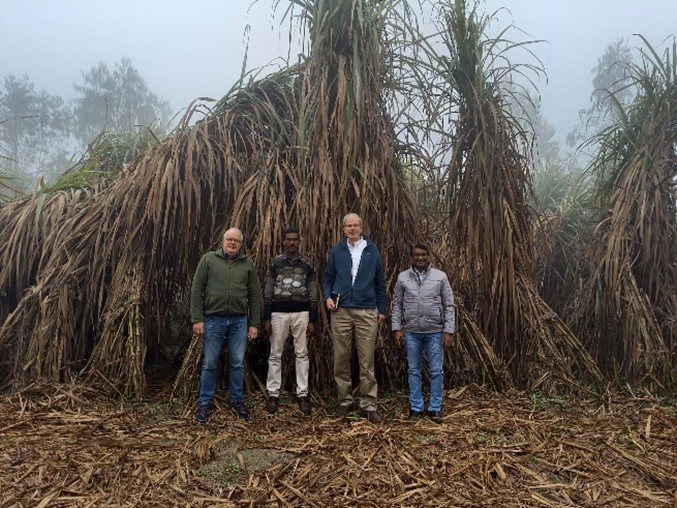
[528,103,575,208]
[567,39,634,148]
[0,74,70,184]
[0,58,173,188]
[72,57,172,147]
[527,100,593,316]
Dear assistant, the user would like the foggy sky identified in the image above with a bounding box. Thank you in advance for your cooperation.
[1,0,675,143]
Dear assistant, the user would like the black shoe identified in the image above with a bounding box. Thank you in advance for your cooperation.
[196,405,209,424]
[233,401,251,421]
[408,409,424,419]
[298,396,311,416]
[427,410,442,423]
[335,404,351,418]
[365,410,383,424]
[266,396,279,414]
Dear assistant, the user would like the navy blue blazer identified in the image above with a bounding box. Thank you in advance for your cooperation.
[321,236,387,315]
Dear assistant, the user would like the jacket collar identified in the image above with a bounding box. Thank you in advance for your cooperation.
[409,264,431,281]
[217,248,246,261]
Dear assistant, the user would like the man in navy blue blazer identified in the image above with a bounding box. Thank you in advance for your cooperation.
[322,213,386,424]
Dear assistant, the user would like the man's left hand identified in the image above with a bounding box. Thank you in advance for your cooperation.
[442,332,453,349]
[307,323,316,336]
[248,326,259,342]
[377,313,386,324]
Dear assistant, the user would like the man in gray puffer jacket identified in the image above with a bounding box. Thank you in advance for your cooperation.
[392,243,456,423]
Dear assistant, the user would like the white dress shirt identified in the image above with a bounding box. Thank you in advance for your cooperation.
[347,237,367,284]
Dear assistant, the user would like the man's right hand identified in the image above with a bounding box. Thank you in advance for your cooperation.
[392,330,404,347]
[192,322,204,337]
[264,320,272,336]
[325,298,336,311]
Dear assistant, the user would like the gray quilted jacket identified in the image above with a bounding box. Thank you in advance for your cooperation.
[391,266,456,334]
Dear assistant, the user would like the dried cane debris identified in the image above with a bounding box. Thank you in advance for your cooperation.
[1,383,675,507]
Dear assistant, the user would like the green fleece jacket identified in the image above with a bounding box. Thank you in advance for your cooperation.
[190,249,261,328]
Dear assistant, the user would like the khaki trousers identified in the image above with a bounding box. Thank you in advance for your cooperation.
[331,307,379,411]
[266,311,310,397]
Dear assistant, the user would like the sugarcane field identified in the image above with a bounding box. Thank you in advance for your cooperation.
[0,0,675,507]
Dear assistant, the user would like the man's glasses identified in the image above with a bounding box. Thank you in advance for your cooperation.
[224,238,242,244]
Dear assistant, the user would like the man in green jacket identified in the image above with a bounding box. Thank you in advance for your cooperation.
[190,227,261,423]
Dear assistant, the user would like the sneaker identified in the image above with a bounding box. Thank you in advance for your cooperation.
[335,404,351,418]
[365,410,383,424]
[196,405,209,424]
[233,401,251,421]
[298,396,311,416]
[408,409,424,419]
[265,396,279,414]
[427,410,442,423]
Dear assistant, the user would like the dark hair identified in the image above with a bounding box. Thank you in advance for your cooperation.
[282,227,300,241]
[411,243,429,254]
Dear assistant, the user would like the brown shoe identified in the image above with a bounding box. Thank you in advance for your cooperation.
[335,404,351,418]
[365,410,383,424]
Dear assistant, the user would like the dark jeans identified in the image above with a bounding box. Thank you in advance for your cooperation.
[199,315,247,407]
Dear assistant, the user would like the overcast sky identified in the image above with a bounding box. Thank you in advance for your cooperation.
[1,0,675,143]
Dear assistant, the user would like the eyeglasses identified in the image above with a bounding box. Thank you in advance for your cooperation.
[224,237,242,244]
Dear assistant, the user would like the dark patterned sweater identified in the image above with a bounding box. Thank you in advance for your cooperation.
[263,254,318,323]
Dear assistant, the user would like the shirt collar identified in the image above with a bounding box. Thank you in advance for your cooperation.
[347,236,365,248]
[284,252,303,263]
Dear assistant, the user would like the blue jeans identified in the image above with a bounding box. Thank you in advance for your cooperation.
[199,315,248,407]
[405,332,444,412]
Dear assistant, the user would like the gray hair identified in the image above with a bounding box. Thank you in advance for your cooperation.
[223,227,244,241]
[342,213,363,227]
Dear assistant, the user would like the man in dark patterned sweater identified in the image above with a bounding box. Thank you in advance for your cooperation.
[263,227,317,416]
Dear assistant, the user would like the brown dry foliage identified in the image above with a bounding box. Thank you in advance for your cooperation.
[428,1,602,390]
[1,382,675,507]
[573,40,676,387]
[0,103,249,392]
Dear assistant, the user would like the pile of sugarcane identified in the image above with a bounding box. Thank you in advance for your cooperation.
[0,0,674,398]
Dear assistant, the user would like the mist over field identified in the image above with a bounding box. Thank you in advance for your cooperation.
[1,0,675,183]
